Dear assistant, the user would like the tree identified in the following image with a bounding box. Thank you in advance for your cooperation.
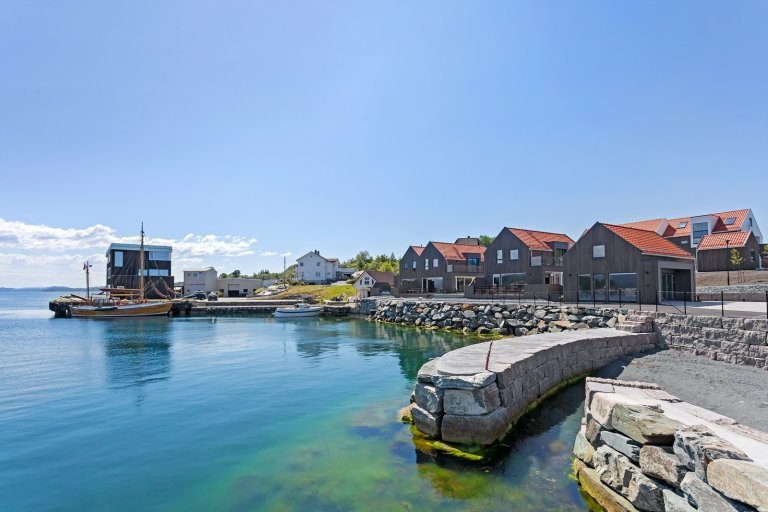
[730,248,744,283]
[230,269,241,278]
[219,273,229,279]
[479,235,495,247]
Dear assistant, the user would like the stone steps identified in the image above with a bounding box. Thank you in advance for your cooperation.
[617,315,654,333]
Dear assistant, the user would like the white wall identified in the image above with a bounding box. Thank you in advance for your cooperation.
[183,268,218,293]
[297,252,338,283]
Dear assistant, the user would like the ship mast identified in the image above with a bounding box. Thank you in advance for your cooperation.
[139,223,145,302]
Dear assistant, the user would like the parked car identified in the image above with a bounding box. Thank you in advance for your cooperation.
[207,292,218,301]
[183,291,207,300]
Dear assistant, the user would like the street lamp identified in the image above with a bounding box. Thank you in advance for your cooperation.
[725,239,730,286]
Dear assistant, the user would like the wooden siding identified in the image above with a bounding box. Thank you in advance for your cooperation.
[697,232,762,272]
[484,229,567,285]
[562,223,695,303]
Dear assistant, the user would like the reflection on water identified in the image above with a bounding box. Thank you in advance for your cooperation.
[102,318,172,402]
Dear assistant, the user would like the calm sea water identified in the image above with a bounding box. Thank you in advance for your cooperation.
[0,292,592,511]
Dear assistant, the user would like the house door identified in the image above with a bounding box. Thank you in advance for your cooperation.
[661,272,675,301]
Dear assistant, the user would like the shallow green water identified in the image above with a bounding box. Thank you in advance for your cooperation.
[0,292,591,511]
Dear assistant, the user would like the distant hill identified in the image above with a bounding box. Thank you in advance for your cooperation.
[0,286,103,292]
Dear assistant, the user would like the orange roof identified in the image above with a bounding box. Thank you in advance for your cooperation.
[603,224,694,259]
[620,219,667,232]
[430,241,486,262]
[622,209,751,238]
[410,245,425,256]
[697,231,751,251]
[506,228,574,251]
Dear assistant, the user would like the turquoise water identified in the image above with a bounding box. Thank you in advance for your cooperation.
[0,292,591,511]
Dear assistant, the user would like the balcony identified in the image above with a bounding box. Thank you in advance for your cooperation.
[530,255,564,267]
[447,263,484,274]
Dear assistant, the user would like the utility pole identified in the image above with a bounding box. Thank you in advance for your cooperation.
[725,239,731,286]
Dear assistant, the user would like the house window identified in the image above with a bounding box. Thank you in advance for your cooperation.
[447,264,453,273]
[724,217,737,226]
[594,273,606,301]
[500,273,525,285]
[433,258,438,268]
[677,221,688,229]
[315,272,320,277]
[496,249,503,264]
[149,251,170,261]
[510,249,519,261]
[749,217,753,227]
[751,250,756,262]
[592,245,605,259]
[363,278,370,285]
[141,269,170,277]
[114,251,123,267]
[300,262,304,267]
[578,274,592,300]
[424,259,429,270]
[692,222,709,244]
[609,273,637,301]
[492,274,501,286]
[467,257,480,266]
[412,261,416,270]
[681,240,689,245]
[317,262,321,266]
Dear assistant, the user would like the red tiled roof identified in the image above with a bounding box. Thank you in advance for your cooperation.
[363,270,395,286]
[621,209,751,238]
[620,219,667,232]
[410,245,425,256]
[430,241,486,262]
[697,231,751,251]
[506,228,574,251]
[603,224,694,259]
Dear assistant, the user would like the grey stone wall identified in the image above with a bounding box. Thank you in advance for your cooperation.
[372,300,631,335]
[412,330,658,446]
[644,312,768,370]
[574,378,768,512]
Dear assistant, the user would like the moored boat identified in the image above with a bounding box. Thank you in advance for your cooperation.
[69,224,173,319]
[273,303,322,318]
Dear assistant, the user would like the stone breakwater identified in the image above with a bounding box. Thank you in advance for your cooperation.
[574,377,768,512]
[371,300,632,335]
[643,312,768,370]
[411,329,658,446]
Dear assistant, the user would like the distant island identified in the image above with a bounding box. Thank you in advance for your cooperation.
[0,286,105,292]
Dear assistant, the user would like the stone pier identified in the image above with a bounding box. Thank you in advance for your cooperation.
[412,329,658,445]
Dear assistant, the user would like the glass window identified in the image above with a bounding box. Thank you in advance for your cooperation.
[594,273,606,301]
[467,257,480,266]
[593,245,605,258]
[412,261,416,270]
[608,273,637,301]
[500,273,526,285]
[433,258,438,268]
[677,221,688,229]
[749,217,753,227]
[114,251,123,267]
[510,249,519,261]
[149,251,170,261]
[316,262,321,266]
[492,274,500,286]
[578,274,592,301]
[424,259,429,270]
[300,262,304,267]
[692,222,709,244]
[447,264,453,272]
[530,255,542,266]
[724,217,736,225]
[496,249,503,264]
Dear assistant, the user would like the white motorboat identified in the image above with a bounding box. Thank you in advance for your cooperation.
[274,303,322,318]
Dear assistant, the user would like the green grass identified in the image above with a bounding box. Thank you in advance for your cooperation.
[271,284,357,302]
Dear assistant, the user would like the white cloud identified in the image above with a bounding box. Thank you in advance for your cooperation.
[281,252,292,257]
[260,251,279,257]
[0,218,118,251]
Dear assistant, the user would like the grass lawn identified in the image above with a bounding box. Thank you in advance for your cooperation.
[270,284,357,301]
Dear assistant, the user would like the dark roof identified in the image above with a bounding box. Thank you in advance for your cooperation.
[602,224,694,259]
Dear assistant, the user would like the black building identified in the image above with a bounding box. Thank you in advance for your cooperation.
[105,243,174,299]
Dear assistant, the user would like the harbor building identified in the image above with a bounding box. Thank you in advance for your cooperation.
[106,243,175,299]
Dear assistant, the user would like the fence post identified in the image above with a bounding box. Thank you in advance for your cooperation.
[619,288,622,307]
[766,291,767,320]
[547,292,550,306]
[534,294,537,306]
[721,291,725,317]
[638,291,642,311]
[683,291,687,316]
[655,291,658,313]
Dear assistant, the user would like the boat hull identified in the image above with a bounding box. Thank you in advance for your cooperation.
[70,302,173,318]
[273,307,322,318]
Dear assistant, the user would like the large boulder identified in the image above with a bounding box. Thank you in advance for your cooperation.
[707,459,768,512]
[673,426,752,482]
[611,404,683,445]
[412,405,441,438]
[593,445,670,512]
[600,431,642,463]
[680,472,752,512]
[640,445,688,489]
[443,383,502,416]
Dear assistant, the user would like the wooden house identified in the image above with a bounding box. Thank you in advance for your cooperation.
[483,227,574,293]
[563,223,695,303]
[696,231,763,272]
[398,239,485,294]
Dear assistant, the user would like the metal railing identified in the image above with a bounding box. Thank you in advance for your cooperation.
[446,263,484,274]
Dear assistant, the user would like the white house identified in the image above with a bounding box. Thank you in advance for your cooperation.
[216,277,265,297]
[296,250,340,284]
[353,270,395,297]
[183,268,218,294]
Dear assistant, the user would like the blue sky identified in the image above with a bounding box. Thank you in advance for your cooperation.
[1,1,766,286]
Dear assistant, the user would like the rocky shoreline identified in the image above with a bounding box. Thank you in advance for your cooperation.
[369,300,629,335]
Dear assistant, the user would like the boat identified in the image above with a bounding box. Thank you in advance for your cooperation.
[70,224,173,318]
[273,303,323,318]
